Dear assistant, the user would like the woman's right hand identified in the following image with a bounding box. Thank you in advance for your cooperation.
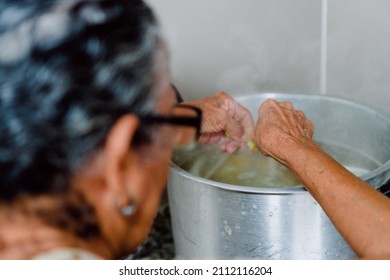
[184,92,255,153]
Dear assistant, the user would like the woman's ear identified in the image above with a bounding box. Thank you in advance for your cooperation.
[103,114,140,197]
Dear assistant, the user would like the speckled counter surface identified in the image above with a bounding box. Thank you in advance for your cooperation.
[126,194,175,260]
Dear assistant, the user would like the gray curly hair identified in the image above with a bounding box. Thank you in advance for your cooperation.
[0,0,165,201]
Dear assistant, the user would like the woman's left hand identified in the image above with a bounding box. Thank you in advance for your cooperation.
[184,92,254,153]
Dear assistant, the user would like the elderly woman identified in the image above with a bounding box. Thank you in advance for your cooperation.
[254,99,390,259]
[0,0,254,259]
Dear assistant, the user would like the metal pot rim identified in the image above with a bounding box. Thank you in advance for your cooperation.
[233,92,390,119]
[169,162,307,194]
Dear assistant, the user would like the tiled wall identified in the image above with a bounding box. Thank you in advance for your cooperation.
[147,0,390,114]
[327,0,390,114]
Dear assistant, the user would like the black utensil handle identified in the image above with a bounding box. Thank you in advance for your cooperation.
[379,178,390,197]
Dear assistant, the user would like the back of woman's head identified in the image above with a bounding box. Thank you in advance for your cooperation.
[0,0,162,201]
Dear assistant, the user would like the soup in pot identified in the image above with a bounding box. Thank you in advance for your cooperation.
[172,141,380,188]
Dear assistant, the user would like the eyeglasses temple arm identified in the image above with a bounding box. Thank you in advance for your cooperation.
[171,84,184,103]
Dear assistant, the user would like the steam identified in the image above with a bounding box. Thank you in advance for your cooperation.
[216,22,320,96]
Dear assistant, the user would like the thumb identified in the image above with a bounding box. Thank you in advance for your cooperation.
[225,116,245,137]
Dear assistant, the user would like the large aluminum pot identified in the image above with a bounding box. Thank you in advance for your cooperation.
[168,93,390,260]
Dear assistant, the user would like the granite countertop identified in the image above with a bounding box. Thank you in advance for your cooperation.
[126,192,175,260]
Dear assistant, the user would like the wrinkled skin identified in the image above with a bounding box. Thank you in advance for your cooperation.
[185,92,255,153]
[254,99,314,165]
[253,99,390,259]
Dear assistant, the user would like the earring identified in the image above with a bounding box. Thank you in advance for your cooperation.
[116,195,138,217]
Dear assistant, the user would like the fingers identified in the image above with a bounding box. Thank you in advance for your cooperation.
[198,132,244,153]
[258,99,313,139]
[188,94,315,156]
[279,101,294,110]
[186,92,255,150]
[198,132,224,144]
[253,99,316,164]
[220,92,255,141]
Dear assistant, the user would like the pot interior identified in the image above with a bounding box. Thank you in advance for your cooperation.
[172,93,390,190]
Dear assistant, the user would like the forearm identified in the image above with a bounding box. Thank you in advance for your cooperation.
[286,140,390,258]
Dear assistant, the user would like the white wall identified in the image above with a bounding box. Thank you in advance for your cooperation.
[327,0,390,113]
[147,0,390,114]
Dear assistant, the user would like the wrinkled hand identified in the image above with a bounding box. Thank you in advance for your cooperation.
[254,99,315,165]
[184,92,254,153]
